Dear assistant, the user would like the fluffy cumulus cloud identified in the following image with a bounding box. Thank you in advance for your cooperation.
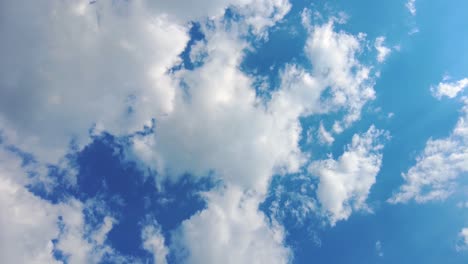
[309,126,387,224]
[301,13,376,128]
[130,23,305,194]
[54,207,121,264]
[0,0,294,164]
[375,36,391,63]
[129,7,382,260]
[0,0,190,164]
[0,149,62,264]
[389,100,468,203]
[0,0,297,262]
[130,9,378,191]
[431,77,468,99]
[456,228,468,251]
[173,185,290,264]
[142,222,169,264]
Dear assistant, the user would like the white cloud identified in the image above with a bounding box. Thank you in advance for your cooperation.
[431,78,468,99]
[309,126,386,225]
[0,147,118,264]
[0,0,378,197]
[375,36,391,63]
[317,122,335,145]
[127,11,382,260]
[0,0,190,164]
[35,198,124,264]
[1,2,297,262]
[375,240,384,257]
[1,1,384,262]
[172,185,290,264]
[389,100,468,203]
[456,228,468,251]
[0,0,295,186]
[406,0,416,16]
[147,0,290,35]
[0,149,62,264]
[142,222,169,264]
[129,13,378,195]
[128,23,306,195]
[408,27,420,35]
[302,17,376,128]
[234,0,291,38]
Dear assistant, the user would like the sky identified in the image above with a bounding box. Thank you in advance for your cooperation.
[1,0,468,263]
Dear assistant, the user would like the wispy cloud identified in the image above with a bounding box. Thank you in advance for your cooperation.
[406,0,416,15]
[376,240,384,257]
[389,99,468,203]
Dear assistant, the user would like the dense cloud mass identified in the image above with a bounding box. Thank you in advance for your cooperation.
[0,0,387,262]
[0,0,190,164]
[173,185,290,264]
[1,0,467,263]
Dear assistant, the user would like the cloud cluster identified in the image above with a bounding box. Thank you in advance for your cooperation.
[301,15,375,129]
[0,147,120,263]
[129,7,383,260]
[0,0,190,164]
[130,11,379,191]
[0,0,295,262]
[0,0,387,262]
[0,0,294,165]
[173,185,290,264]
[130,28,305,194]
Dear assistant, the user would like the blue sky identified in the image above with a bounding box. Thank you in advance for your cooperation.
[1,0,468,263]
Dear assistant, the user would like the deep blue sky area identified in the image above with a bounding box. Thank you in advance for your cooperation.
[51,134,211,262]
[1,0,468,263]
